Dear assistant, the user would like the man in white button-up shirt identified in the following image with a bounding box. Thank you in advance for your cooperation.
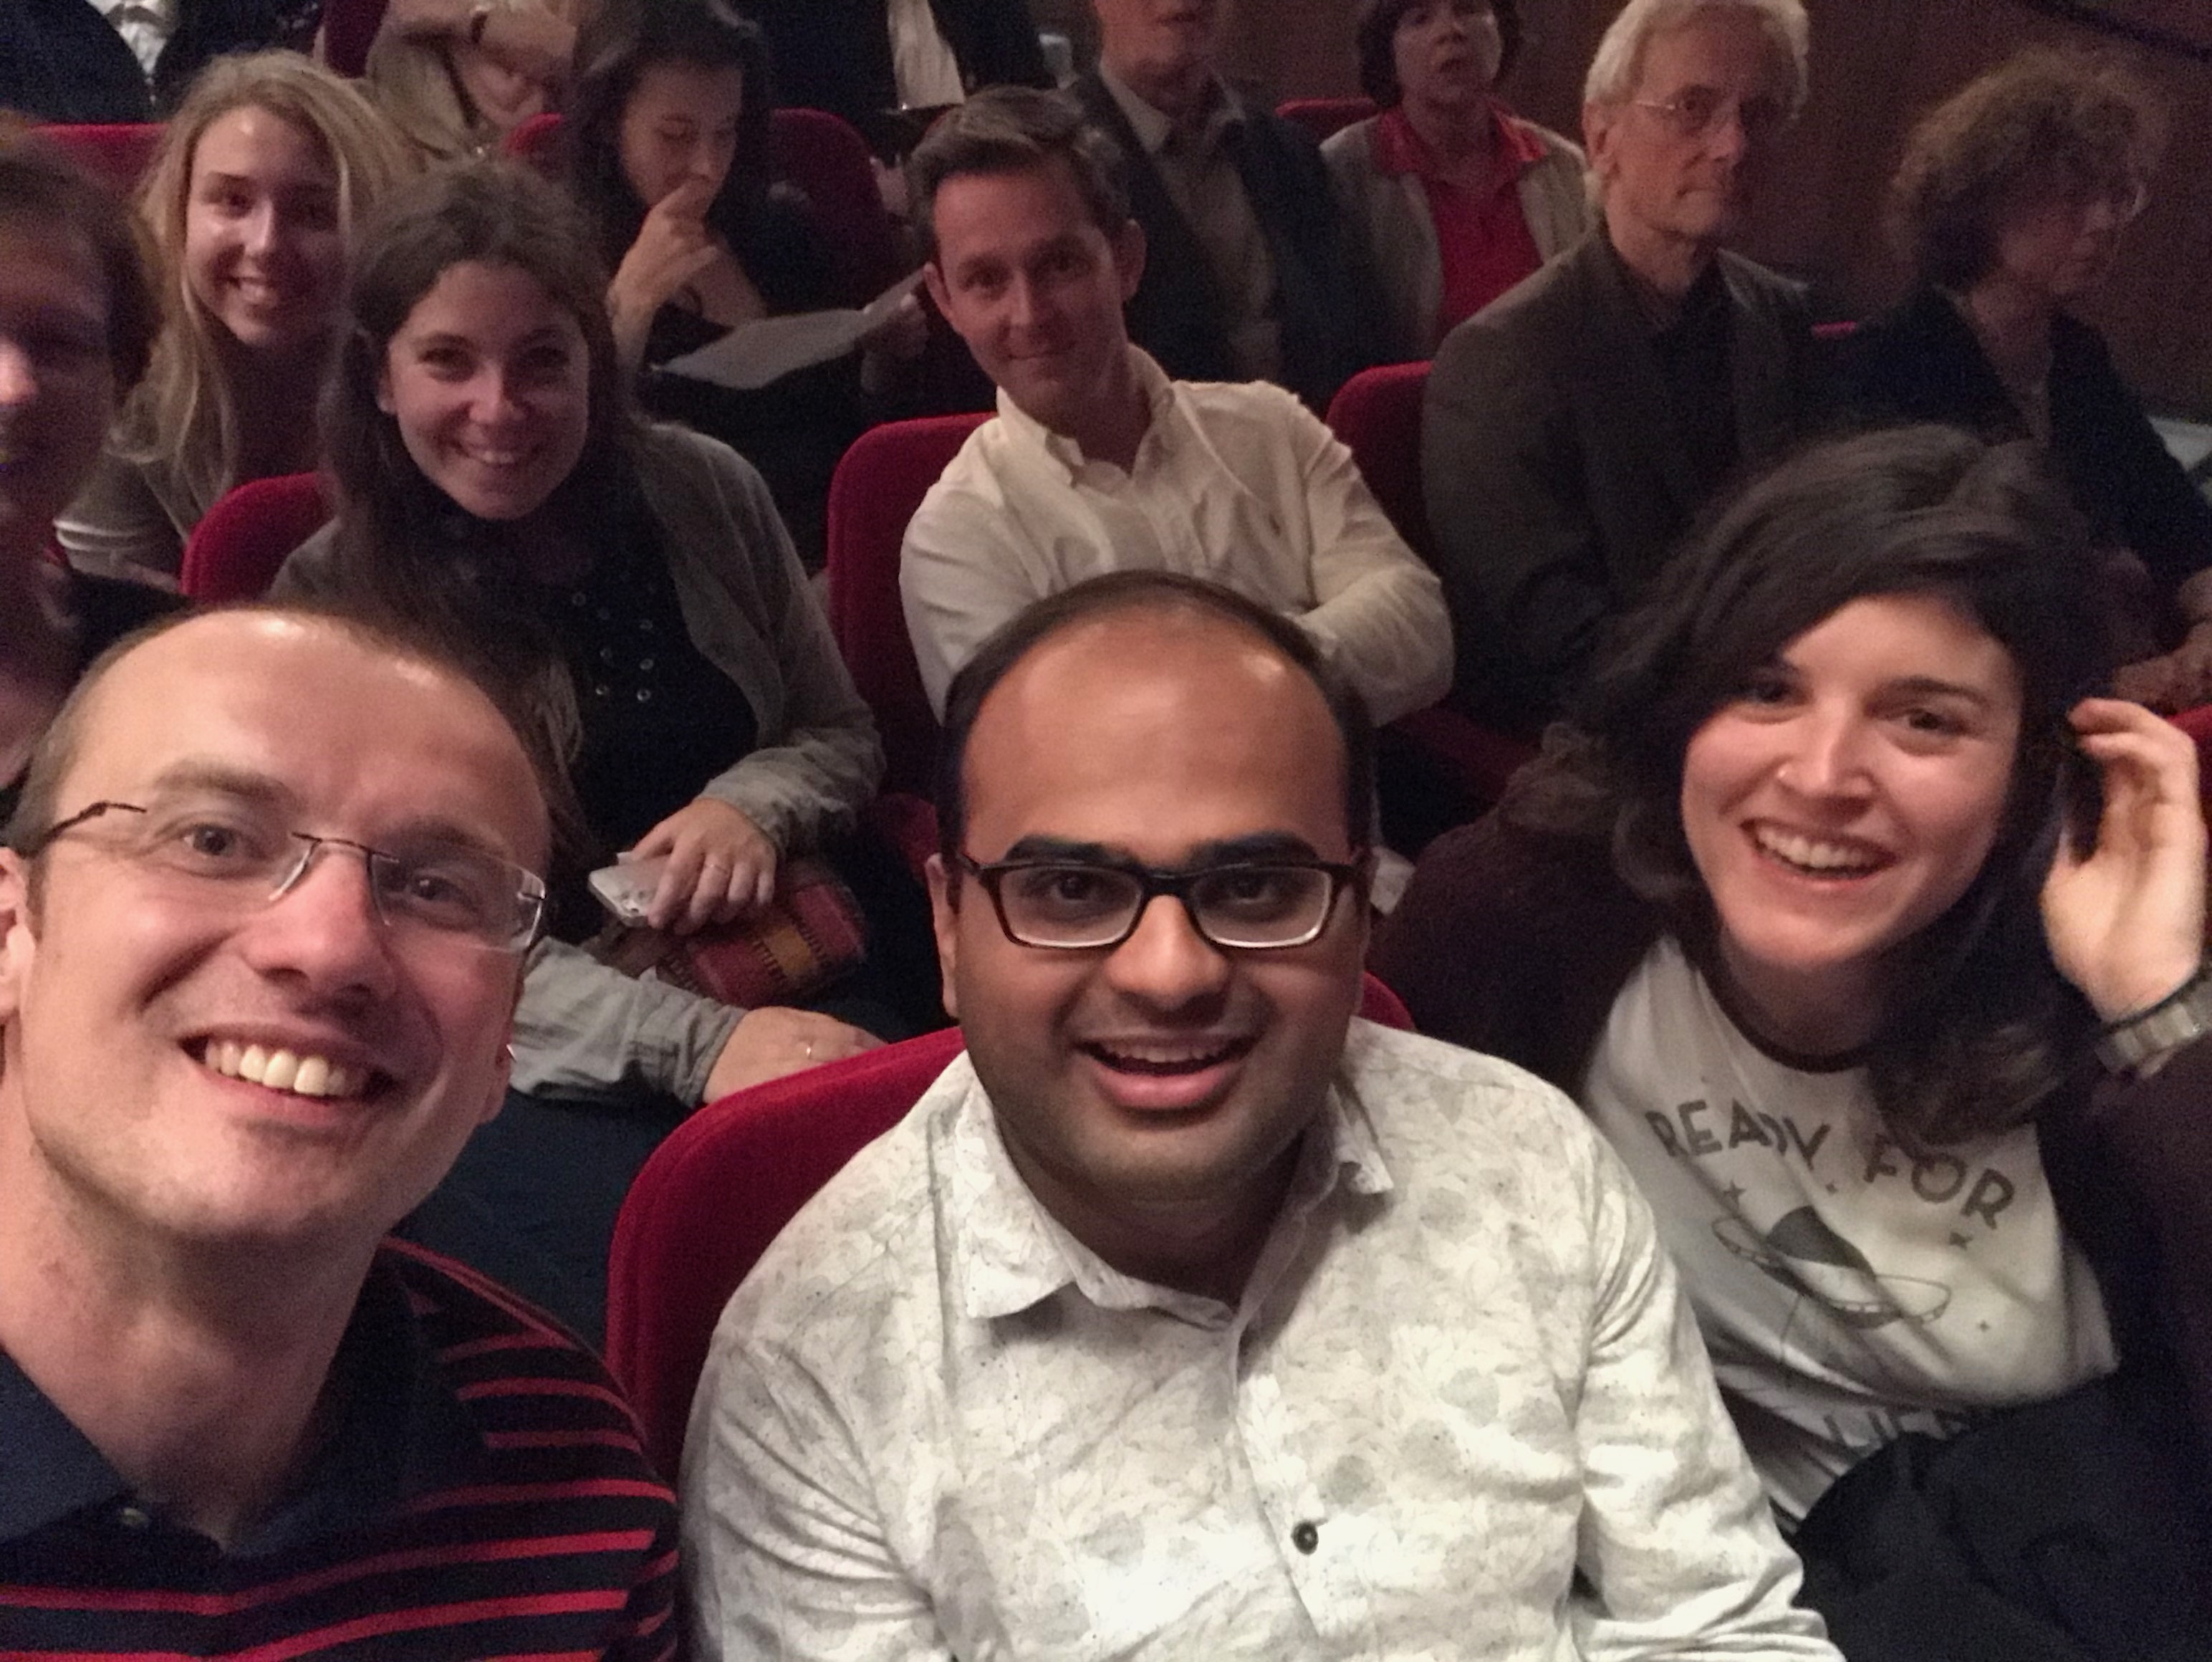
[681,571,1838,1661]
[898,88,1453,726]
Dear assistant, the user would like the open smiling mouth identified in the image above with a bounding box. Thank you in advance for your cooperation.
[1752,825,1890,880]
[193,1039,383,1101]
[1079,1037,1256,1076]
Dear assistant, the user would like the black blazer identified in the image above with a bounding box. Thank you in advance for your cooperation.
[0,0,318,123]
[1071,70,1382,413]
[1423,230,1813,726]
[1840,287,2212,600]
[735,0,1049,133]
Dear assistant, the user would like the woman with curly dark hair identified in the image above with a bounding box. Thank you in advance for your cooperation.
[1375,425,2212,1648]
[1322,0,1590,358]
[1842,49,2212,713]
[563,0,921,563]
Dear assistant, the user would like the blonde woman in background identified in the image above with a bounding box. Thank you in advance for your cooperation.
[365,0,580,165]
[57,52,413,585]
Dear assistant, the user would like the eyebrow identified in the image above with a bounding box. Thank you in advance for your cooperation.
[133,762,523,860]
[1881,676,1999,708]
[994,831,1329,868]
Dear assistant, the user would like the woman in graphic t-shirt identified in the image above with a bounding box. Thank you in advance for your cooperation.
[1375,423,2212,1650]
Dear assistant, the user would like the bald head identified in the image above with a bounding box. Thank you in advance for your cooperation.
[936,573,1375,868]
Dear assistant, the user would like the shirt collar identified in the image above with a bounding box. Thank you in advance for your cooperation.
[993,347,1176,482]
[0,1248,481,1556]
[1098,61,1242,159]
[941,1047,1395,1327]
[1373,102,1544,190]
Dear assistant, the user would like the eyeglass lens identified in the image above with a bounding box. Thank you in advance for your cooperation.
[993,863,1336,948]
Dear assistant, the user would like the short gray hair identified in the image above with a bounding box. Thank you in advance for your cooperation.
[1583,0,1810,115]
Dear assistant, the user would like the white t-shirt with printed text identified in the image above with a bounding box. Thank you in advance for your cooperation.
[1582,938,2117,1519]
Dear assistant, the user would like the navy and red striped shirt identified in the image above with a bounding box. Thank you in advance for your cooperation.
[0,1239,680,1658]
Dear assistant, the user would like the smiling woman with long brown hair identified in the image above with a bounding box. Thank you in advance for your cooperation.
[1377,424,2212,1650]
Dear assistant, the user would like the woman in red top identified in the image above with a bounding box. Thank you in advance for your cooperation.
[1323,0,1592,360]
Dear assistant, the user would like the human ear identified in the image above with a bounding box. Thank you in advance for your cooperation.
[925,852,961,1021]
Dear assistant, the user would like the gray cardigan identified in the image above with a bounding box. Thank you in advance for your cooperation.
[278,423,883,1105]
[1322,110,1592,362]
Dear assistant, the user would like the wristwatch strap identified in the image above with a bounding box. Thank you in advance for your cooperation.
[2096,964,2212,1075]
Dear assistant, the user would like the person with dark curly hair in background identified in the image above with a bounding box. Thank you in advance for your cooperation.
[1842,49,2212,714]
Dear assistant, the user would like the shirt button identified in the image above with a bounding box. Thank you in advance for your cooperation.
[1291,1520,1319,1555]
[117,1504,152,1531]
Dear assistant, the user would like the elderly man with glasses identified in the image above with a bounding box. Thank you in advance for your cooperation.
[0,607,678,1656]
[1423,0,1817,733]
[681,571,1838,1660]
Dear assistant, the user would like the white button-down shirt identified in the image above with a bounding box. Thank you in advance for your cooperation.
[91,0,175,77]
[681,1022,1838,1661]
[886,0,965,108]
[900,350,1453,723]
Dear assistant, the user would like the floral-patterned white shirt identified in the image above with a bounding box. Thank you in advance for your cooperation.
[681,1022,1837,1661]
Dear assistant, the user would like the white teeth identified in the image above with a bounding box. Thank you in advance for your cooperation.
[1756,827,1881,875]
[201,1041,366,1100]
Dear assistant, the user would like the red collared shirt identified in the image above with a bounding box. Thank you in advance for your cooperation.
[1374,102,1548,335]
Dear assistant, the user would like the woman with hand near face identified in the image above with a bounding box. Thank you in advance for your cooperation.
[1322,0,1591,360]
[55,53,413,587]
[1844,50,2212,714]
[565,0,924,565]
[0,133,179,822]
[1375,426,2212,1644]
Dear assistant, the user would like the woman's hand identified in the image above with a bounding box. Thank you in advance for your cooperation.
[629,797,779,934]
[2042,696,2206,1021]
[607,175,720,370]
[701,1007,883,1102]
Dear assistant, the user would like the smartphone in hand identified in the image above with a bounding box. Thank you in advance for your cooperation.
[587,855,672,926]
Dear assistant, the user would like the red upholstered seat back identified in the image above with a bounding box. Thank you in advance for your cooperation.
[823,412,989,799]
[604,977,1416,1479]
[179,473,331,602]
[32,123,163,193]
[1276,96,1378,145]
[768,107,905,307]
[1327,361,1436,559]
[505,110,564,175]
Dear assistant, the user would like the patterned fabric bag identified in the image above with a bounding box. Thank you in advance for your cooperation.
[588,856,867,1009]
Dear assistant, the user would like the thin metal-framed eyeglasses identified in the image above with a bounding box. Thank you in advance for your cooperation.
[2072,173,2152,228]
[1631,87,1788,143]
[954,853,1367,951]
[23,799,547,953]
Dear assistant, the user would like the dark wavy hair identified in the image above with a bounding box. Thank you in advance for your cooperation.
[564,0,777,277]
[1890,48,2163,290]
[1508,426,2110,1145]
[1355,0,1522,107]
[319,161,639,769]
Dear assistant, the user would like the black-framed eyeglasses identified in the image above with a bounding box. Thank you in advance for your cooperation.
[1631,87,1788,143]
[955,853,1368,951]
[24,799,547,954]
